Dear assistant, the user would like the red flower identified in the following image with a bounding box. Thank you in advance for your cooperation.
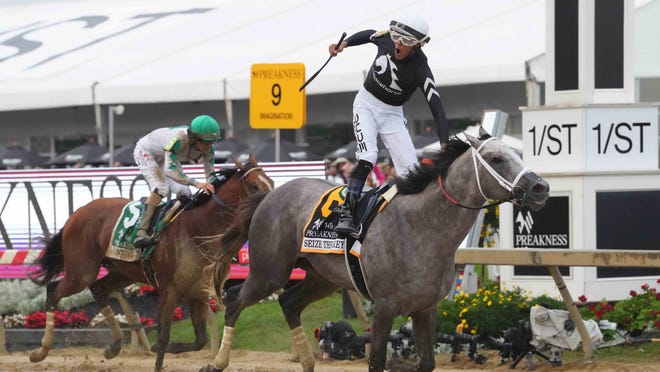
[140,316,154,326]
[23,310,90,329]
[24,311,46,328]
[67,311,90,328]
[657,278,660,284]
[629,290,637,297]
[578,295,587,302]
[208,298,220,312]
[641,283,649,291]
[139,284,158,297]
[172,306,184,321]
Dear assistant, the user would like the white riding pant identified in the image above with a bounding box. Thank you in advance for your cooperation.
[133,146,192,198]
[353,87,418,177]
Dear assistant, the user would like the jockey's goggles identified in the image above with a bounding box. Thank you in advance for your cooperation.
[390,31,419,47]
[190,132,221,143]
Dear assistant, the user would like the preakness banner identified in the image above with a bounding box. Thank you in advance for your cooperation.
[512,196,570,276]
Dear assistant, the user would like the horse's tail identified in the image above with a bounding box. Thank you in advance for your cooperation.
[213,191,269,296]
[29,230,65,286]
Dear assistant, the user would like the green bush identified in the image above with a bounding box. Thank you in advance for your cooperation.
[437,281,534,337]
[604,282,660,334]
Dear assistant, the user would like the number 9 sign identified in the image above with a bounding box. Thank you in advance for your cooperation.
[250,63,306,129]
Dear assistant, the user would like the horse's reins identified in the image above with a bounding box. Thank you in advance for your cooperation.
[438,137,531,210]
[160,166,268,235]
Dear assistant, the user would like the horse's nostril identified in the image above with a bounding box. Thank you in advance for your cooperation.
[532,183,548,194]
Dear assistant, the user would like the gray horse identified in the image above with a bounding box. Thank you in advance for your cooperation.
[201,130,550,372]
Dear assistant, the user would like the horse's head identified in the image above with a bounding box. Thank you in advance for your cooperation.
[461,128,549,211]
[192,154,273,209]
[232,153,274,194]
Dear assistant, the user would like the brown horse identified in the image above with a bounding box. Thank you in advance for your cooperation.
[28,155,274,372]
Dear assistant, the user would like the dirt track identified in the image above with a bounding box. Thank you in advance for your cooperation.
[1,347,659,372]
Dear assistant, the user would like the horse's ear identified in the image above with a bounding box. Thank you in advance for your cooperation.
[478,126,489,138]
[233,157,242,169]
[248,153,257,164]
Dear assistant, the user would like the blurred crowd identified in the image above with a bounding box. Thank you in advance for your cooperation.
[325,156,397,188]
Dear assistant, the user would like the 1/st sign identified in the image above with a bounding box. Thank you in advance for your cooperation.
[522,105,658,172]
[249,63,306,129]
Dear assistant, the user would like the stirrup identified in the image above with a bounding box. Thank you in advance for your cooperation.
[335,219,361,238]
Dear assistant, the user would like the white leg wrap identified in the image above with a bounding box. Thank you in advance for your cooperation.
[213,326,233,370]
[292,326,315,370]
[29,311,54,362]
[41,311,55,348]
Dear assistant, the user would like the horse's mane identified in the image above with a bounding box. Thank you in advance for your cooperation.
[393,133,490,195]
[184,167,240,208]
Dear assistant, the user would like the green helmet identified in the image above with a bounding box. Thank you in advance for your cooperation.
[190,115,222,142]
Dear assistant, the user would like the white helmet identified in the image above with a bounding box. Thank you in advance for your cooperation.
[390,13,430,44]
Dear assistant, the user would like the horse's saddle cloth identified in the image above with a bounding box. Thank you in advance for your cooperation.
[106,198,177,262]
[301,183,398,300]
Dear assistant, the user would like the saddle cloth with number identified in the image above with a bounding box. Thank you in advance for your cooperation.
[300,184,398,299]
[106,198,173,261]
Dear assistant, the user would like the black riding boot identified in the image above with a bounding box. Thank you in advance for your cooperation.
[335,160,372,238]
[335,186,361,237]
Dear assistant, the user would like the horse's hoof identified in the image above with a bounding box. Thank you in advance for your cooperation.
[103,339,122,359]
[198,365,222,372]
[29,347,49,362]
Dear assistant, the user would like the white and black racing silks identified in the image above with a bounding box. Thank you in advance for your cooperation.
[344,30,449,144]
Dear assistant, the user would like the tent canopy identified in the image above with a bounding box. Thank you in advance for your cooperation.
[0,0,547,111]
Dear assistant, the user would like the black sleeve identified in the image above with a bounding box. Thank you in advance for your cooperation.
[418,65,449,144]
[344,29,377,47]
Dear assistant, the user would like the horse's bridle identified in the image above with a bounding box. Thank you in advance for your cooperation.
[207,165,270,207]
[438,137,531,210]
[240,166,273,192]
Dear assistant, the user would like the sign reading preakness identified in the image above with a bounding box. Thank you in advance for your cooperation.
[522,105,658,173]
[513,196,570,276]
[249,63,306,129]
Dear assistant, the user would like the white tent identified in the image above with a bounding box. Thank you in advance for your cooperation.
[1,0,656,113]
[0,0,547,111]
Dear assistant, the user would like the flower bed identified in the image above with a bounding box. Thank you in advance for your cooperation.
[1,282,222,351]
[436,278,660,343]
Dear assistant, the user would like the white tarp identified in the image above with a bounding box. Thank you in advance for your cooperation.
[0,0,547,111]
[530,306,603,351]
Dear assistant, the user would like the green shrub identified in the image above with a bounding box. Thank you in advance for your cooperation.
[605,282,660,334]
[437,282,531,337]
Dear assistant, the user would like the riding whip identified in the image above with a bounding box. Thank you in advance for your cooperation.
[299,32,347,92]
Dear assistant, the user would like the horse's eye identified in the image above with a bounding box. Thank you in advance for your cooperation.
[491,156,503,164]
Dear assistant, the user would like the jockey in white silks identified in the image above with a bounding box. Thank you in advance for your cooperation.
[132,114,222,247]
